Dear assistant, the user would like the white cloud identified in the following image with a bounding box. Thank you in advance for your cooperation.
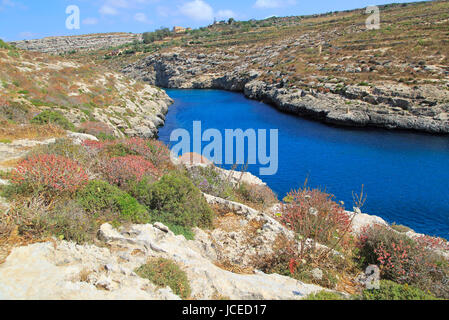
[2,0,15,6]
[254,0,296,9]
[99,5,118,15]
[82,17,99,25]
[134,12,151,23]
[179,0,214,21]
[216,9,236,20]
[98,0,160,18]
[0,0,26,11]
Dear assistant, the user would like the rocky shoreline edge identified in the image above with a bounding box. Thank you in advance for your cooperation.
[123,51,449,135]
[1,157,447,300]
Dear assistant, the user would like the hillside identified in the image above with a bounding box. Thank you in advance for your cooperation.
[64,0,449,133]
[10,33,143,54]
[0,1,449,302]
[0,44,172,140]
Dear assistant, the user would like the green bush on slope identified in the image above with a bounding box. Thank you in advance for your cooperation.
[30,110,75,131]
[135,258,191,299]
[130,172,214,233]
[357,280,439,300]
[76,180,149,223]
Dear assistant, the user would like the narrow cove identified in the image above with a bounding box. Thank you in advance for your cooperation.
[158,89,449,239]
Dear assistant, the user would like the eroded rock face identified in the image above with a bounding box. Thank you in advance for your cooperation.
[0,241,179,300]
[0,221,324,300]
[123,50,449,134]
[349,211,389,235]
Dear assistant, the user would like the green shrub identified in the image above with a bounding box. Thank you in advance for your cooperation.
[306,290,345,300]
[358,280,439,300]
[0,39,11,49]
[165,223,195,240]
[30,110,75,131]
[135,258,191,299]
[13,199,97,244]
[76,180,148,223]
[130,172,214,230]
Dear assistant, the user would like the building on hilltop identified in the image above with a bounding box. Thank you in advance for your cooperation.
[172,26,186,34]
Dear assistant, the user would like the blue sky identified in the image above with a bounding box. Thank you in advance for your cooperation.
[0,0,417,41]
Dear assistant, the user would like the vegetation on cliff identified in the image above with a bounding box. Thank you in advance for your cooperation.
[0,1,448,300]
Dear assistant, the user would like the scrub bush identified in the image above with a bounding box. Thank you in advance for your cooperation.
[357,280,438,300]
[135,258,191,299]
[130,172,214,230]
[79,121,115,139]
[187,165,235,200]
[236,182,278,210]
[358,224,449,299]
[100,155,159,188]
[144,139,172,168]
[76,180,148,223]
[279,187,352,252]
[29,200,97,243]
[10,154,88,196]
[30,110,75,131]
[83,137,172,170]
[306,290,345,300]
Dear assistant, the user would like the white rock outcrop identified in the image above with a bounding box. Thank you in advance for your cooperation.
[0,221,324,300]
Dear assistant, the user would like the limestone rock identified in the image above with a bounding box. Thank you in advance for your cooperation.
[0,219,325,300]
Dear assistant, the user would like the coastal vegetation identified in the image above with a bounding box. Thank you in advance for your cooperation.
[1,1,448,300]
[1,95,448,299]
[135,257,191,299]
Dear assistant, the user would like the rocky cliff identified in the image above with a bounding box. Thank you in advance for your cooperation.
[9,33,142,54]
[0,48,172,138]
[122,49,449,134]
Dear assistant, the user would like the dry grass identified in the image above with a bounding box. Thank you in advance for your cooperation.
[78,268,93,282]
[213,260,255,275]
[212,211,242,232]
[0,122,66,141]
[0,224,56,265]
[0,158,20,168]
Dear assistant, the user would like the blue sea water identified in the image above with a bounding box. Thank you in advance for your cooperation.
[158,89,449,239]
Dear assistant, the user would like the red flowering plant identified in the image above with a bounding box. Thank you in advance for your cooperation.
[415,235,449,252]
[100,155,160,188]
[122,137,172,169]
[82,139,114,150]
[83,137,172,171]
[358,224,449,298]
[10,154,88,197]
[280,188,352,249]
[278,186,354,274]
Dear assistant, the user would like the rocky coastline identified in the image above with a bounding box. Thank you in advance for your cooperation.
[1,160,447,300]
[122,50,449,134]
